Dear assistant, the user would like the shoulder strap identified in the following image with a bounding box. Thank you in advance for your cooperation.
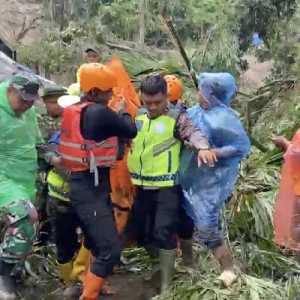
[137,107,148,116]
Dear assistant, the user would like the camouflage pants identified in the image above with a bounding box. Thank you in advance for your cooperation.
[0,200,38,264]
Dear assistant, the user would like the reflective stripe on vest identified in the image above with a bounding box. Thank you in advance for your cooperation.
[60,153,117,164]
[60,140,116,150]
[127,109,181,188]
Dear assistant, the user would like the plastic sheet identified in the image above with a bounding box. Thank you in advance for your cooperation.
[274,129,300,250]
[0,51,53,86]
[179,73,250,247]
[0,80,41,206]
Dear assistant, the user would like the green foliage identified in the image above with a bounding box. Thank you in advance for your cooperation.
[238,0,298,50]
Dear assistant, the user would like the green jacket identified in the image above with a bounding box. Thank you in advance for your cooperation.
[0,80,42,206]
[127,110,181,187]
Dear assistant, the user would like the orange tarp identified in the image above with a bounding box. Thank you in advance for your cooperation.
[274,129,300,251]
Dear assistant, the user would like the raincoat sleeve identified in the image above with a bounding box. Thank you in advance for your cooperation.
[214,145,243,158]
[174,112,209,150]
[33,107,44,146]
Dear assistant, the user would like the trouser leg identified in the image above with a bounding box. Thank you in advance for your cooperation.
[0,200,38,300]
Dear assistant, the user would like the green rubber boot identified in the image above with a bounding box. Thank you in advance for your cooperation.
[159,249,176,294]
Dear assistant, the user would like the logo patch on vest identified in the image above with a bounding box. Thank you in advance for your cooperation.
[154,122,166,134]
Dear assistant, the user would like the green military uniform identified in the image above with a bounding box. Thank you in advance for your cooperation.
[36,85,67,244]
[0,76,41,266]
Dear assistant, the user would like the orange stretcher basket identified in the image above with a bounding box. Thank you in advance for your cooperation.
[106,56,141,233]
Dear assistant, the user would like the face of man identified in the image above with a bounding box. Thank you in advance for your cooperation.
[141,92,168,119]
[85,50,100,63]
[7,87,34,116]
[43,96,64,118]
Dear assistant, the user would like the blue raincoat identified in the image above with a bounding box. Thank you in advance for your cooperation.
[179,73,250,248]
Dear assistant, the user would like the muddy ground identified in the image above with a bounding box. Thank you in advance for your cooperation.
[20,271,159,300]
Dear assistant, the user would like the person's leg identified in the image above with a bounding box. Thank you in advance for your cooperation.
[48,197,82,298]
[153,187,179,293]
[177,188,194,268]
[212,241,237,287]
[70,177,121,300]
[0,200,38,300]
[199,210,237,288]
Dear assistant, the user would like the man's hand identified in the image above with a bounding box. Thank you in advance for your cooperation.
[197,149,218,167]
[116,99,127,113]
[272,136,290,152]
[50,156,63,169]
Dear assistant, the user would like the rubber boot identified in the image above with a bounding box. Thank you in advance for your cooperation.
[213,243,238,287]
[59,262,73,284]
[144,244,160,282]
[70,244,90,283]
[79,269,105,300]
[159,249,176,294]
[0,261,16,300]
[58,262,81,299]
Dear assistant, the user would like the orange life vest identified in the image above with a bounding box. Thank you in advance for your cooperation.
[59,102,118,177]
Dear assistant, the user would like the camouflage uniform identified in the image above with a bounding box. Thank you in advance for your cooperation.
[0,75,40,273]
[0,201,38,265]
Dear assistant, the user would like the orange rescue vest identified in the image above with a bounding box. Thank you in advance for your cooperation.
[59,102,118,183]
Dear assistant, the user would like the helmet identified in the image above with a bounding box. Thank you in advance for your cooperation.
[67,83,80,96]
[57,95,80,108]
[79,63,117,93]
[164,75,183,102]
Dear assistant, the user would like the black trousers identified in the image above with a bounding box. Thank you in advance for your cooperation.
[177,188,194,240]
[126,186,180,250]
[70,171,121,278]
[48,197,81,264]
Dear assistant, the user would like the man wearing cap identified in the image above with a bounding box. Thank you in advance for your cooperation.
[0,74,41,299]
[36,85,68,245]
[76,46,101,82]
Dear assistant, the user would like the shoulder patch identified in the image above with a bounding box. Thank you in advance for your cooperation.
[135,119,144,131]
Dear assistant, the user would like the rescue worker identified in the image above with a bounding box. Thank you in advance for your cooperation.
[77,46,101,82]
[59,63,137,300]
[126,74,216,293]
[164,74,195,270]
[37,85,67,245]
[0,74,41,300]
[41,89,88,298]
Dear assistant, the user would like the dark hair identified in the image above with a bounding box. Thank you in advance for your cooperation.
[140,74,167,96]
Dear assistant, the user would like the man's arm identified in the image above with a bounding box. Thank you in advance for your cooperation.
[82,105,137,142]
[175,112,217,167]
[174,112,209,149]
